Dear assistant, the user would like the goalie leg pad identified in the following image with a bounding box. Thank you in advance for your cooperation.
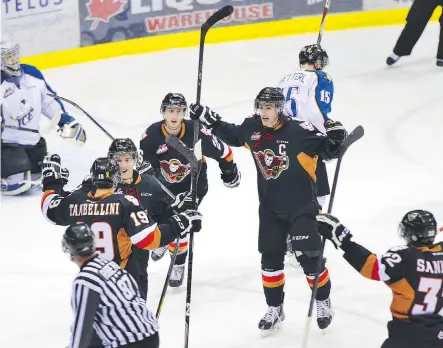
[25,137,47,174]
[1,144,32,178]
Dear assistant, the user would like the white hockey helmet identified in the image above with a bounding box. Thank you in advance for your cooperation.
[1,41,21,77]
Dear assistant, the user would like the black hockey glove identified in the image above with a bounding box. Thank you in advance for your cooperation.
[41,154,64,192]
[221,164,241,188]
[324,119,347,145]
[189,103,221,128]
[316,214,353,249]
[170,210,203,238]
[171,191,200,211]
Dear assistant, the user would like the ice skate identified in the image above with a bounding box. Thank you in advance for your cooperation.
[386,53,400,66]
[169,264,185,287]
[258,304,285,337]
[316,297,334,330]
[151,245,168,261]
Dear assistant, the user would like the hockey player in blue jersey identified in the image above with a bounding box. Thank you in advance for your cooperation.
[1,41,87,196]
[278,44,338,264]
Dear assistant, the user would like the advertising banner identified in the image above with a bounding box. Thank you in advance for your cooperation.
[363,0,413,11]
[78,0,363,46]
[1,0,80,56]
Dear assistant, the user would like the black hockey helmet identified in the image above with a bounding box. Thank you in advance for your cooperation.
[62,223,95,260]
[90,157,121,188]
[299,44,329,70]
[160,93,188,114]
[108,138,138,160]
[254,87,285,114]
[399,210,438,247]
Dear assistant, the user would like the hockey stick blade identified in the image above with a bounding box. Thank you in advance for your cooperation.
[165,135,202,172]
[338,125,364,158]
[202,5,233,32]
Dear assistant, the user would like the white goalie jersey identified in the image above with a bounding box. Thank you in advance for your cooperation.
[1,64,63,146]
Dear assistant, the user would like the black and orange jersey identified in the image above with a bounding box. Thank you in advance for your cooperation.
[210,115,340,211]
[341,240,443,326]
[41,188,179,270]
[139,119,235,198]
[116,170,174,223]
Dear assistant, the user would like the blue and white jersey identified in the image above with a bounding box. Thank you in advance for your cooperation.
[1,64,64,146]
[278,69,334,133]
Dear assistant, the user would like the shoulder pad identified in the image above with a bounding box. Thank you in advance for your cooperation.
[21,64,45,81]
[124,195,140,206]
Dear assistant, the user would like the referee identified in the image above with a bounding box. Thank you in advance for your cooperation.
[386,0,443,66]
[63,223,160,348]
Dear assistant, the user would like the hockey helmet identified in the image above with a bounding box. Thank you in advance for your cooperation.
[62,223,96,260]
[1,41,21,77]
[399,210,438,247]
[160,93,188,115]
[90,157,121,188]
[299,44,329,70]
[254,87,285,114]
[108,138,138,160]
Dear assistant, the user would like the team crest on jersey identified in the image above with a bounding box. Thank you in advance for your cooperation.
[253,149,289,180]
[160,159,191,183]
[10,99,34,122]
[200,127,212,136]
[251,132,261,140]
[156,144,168,155]
[3,85,15,98]
[124,195,139,206]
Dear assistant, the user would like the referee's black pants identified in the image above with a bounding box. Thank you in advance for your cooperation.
[393,0,443,59]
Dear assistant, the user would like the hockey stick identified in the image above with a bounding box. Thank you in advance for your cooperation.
[156,241,180,318]
[180,5,234,348]
[301,125,364,348]
[317,0,332,45]
[1,124,40,133]
[47,93,114,140]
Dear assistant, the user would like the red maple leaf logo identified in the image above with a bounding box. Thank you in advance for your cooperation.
[85,0,128,30]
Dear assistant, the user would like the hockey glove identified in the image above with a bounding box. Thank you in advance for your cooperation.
[61,167,69,186]
[170,210,203,238]
[57,113,86,147]
[324,119,347,145]
[221,164,241,188]
[41,154,63,192]
[316,214,353,249]
[189,103,221,128]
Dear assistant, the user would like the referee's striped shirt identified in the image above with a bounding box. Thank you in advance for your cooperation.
[69,255,159,348]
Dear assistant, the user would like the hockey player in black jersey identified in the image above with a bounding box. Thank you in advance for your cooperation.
[139,92,241,287]
[108,138,177,292]
[317,210,443,348]
[189,87,347,336]
[41,156,203,293]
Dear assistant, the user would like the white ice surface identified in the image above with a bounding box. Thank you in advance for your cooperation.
[1,23,443,348]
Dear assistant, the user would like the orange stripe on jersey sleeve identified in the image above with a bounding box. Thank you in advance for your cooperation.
[41,190,55,210]
[360,254,381,280]
[223,147,233,162]
[134,226,162,250]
